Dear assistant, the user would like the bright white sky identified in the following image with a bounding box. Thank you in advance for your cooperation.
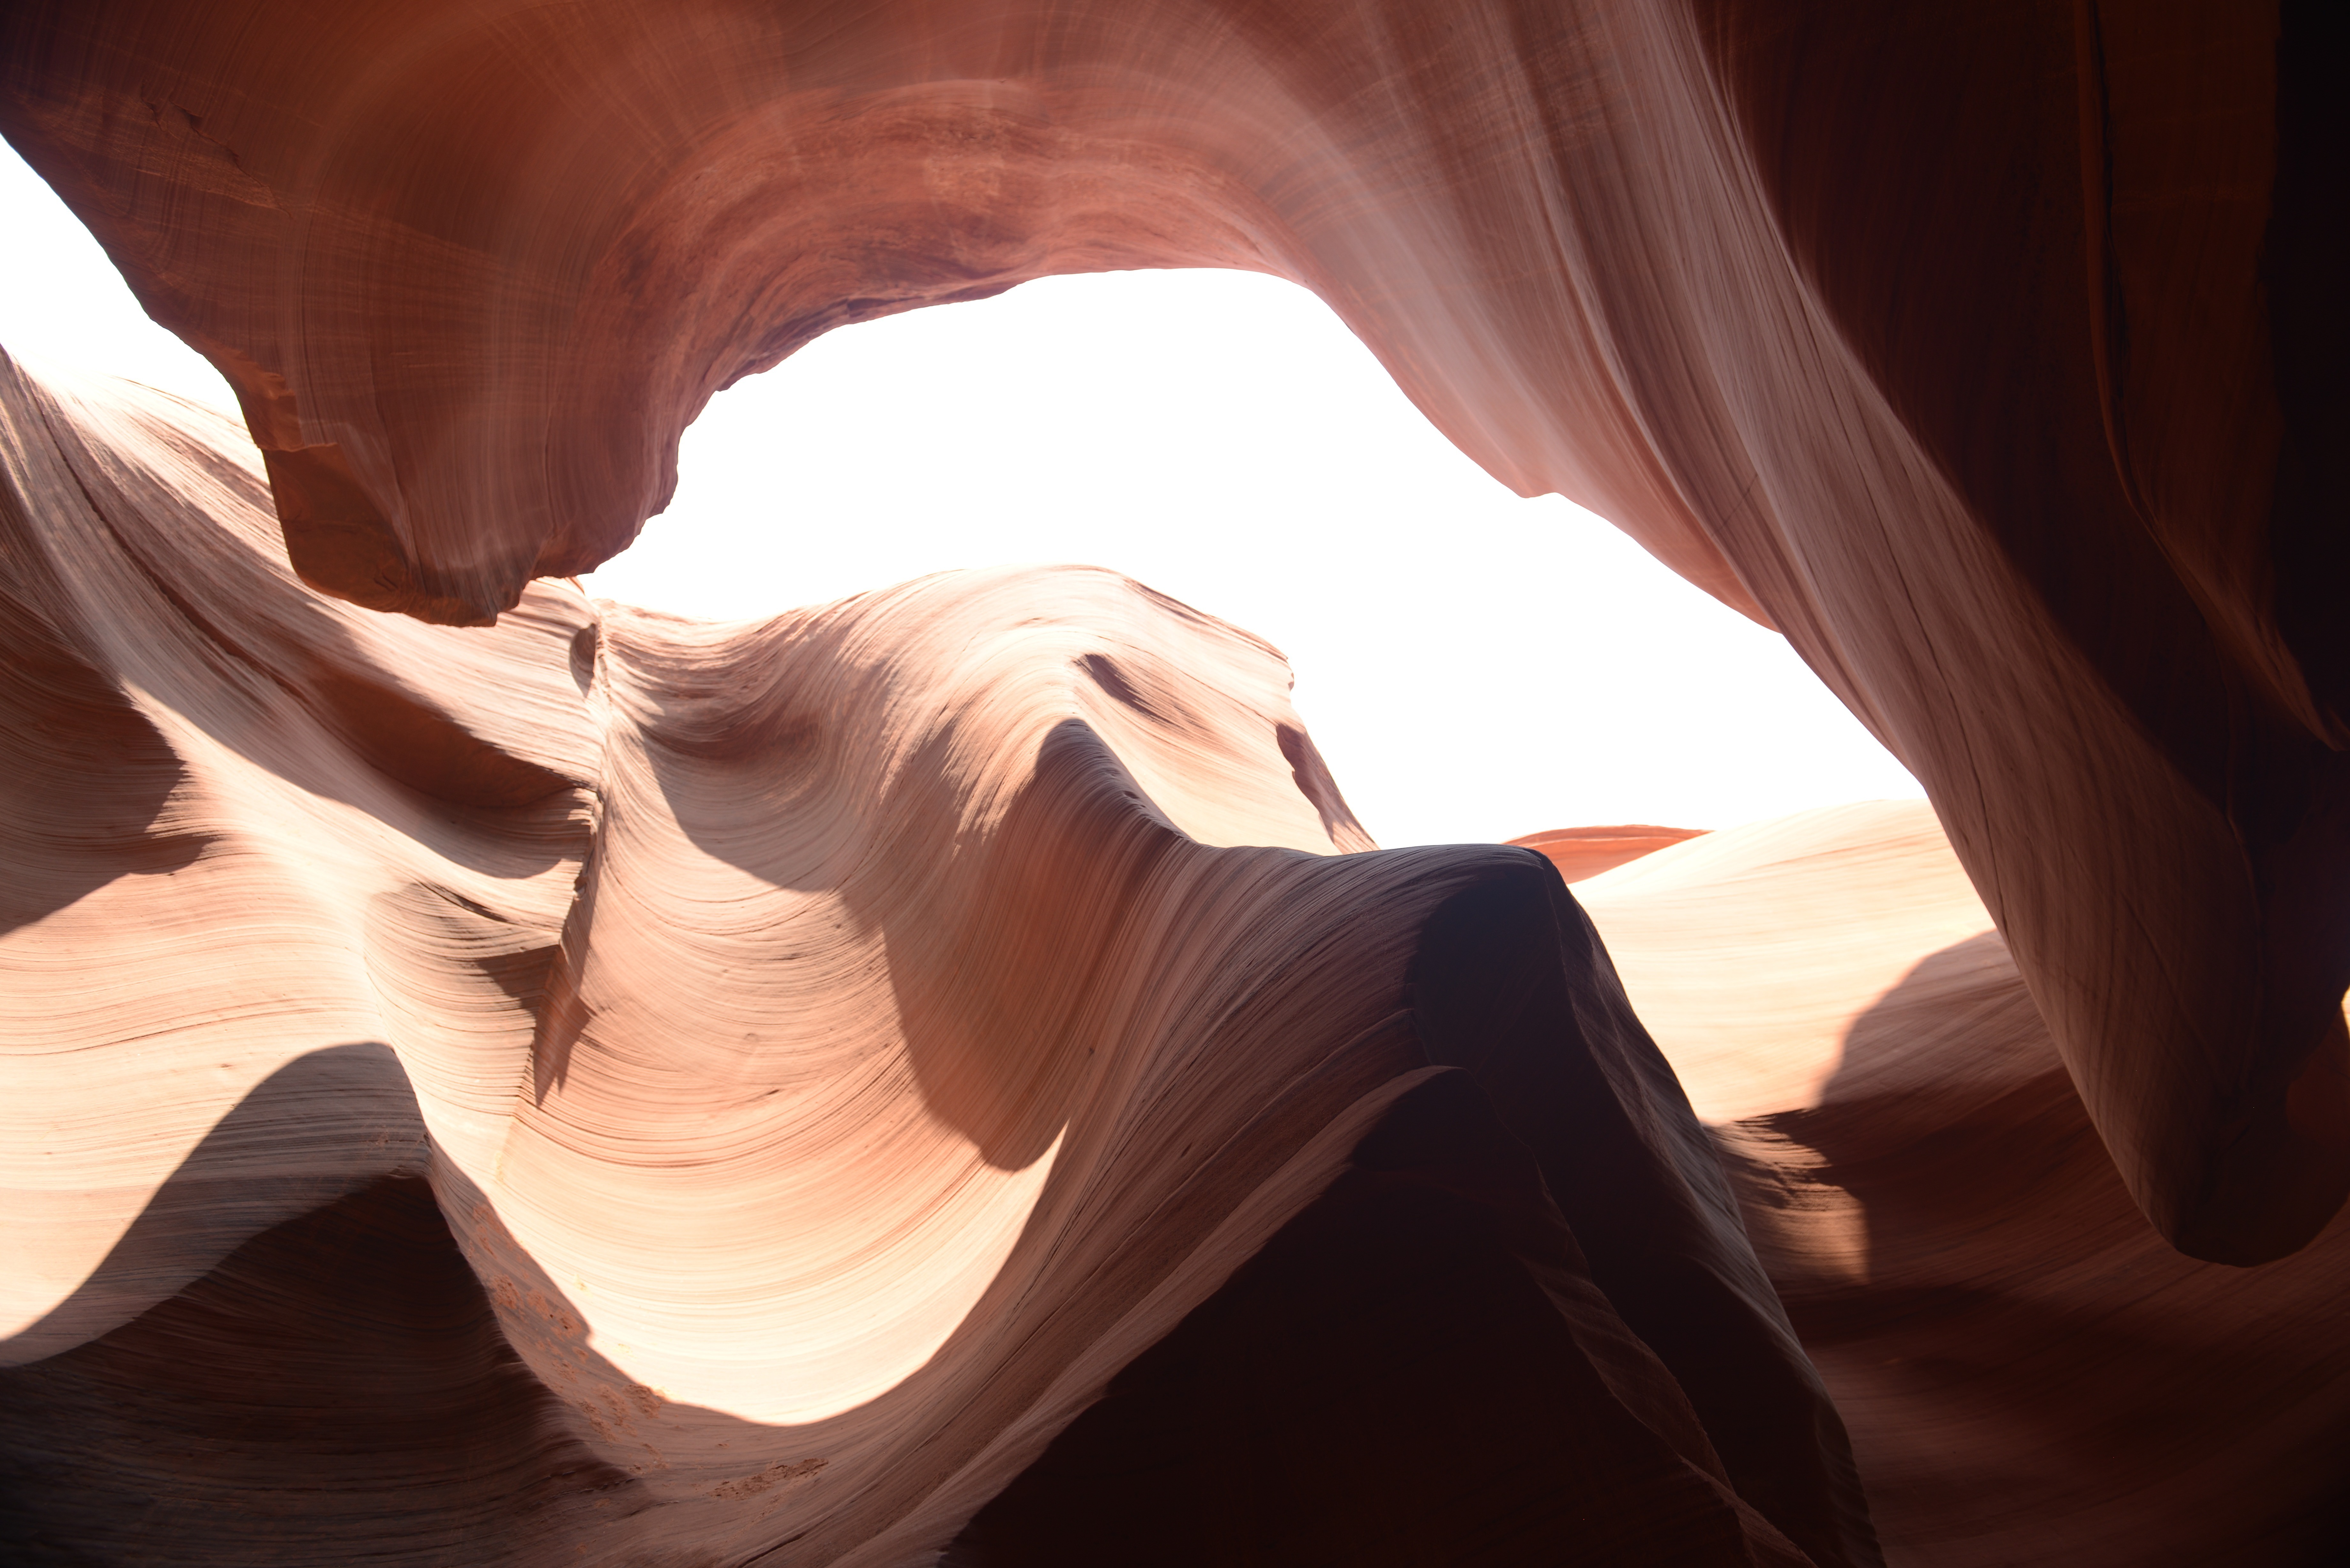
[0,141,1921,847]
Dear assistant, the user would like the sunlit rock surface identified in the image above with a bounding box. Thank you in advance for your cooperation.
[4,0,2337,1259]
[1580,803,2350,1565]
[0,361,1871,1564]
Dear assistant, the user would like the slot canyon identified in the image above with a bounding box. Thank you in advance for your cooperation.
[1,2,2343,1564]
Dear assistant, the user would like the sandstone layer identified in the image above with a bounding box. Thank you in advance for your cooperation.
[4,1,2339,1259]
[1578,803,2350,1566]
[0,359,1872,1564]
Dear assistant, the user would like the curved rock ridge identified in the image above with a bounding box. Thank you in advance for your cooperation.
[0,358,1876,1565]
[3,0,2338,1258]
[1578,802,2350,1565]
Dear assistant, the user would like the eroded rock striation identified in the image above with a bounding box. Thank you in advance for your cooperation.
[3,0,2339,1260]
[0,361,1872,1563]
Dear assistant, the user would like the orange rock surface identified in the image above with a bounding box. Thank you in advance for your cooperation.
[1507,824,1709,883]
[1578,803,2350,1564]
[0,361,1870,1563]
[4,0,2335,1262]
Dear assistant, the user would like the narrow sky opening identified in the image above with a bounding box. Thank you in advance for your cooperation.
[0,141,1921,847]
[580,269,1922,844]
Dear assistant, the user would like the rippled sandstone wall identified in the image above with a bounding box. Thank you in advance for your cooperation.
[0,361,1869,1563]
[4,0,2339,1264]
[0,0,2344,1561]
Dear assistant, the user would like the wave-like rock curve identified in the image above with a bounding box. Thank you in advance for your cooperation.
[3,0,2339,1259]
[0,359,1875,1564]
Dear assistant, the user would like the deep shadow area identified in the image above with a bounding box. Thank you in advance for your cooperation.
[1753,932,2350,1566]
[0,1175,645,1565]
[947,1071,1794,1568]
[1409,857,1877,1568]
[3,1042,431,1362]
[952,857,1881,1568]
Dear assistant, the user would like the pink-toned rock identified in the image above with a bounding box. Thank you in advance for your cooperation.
[0,358,1869,1565]
[4,1,2333,1256]
[1,0,2345,1558]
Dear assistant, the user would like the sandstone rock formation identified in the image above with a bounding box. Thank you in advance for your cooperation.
[0,360,1873,1563]
[3,0,2336,1263]
[1577,803,2350,1564]
[2,1,2343,1561]
[1508,824,1709,883]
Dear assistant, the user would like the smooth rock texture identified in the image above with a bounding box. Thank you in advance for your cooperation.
[3,0,2339,1258]
[0,360,1871,1565]
[1508,824,1709,883]
[1580,803,2350,1566]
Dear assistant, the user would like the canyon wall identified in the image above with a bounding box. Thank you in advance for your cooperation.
[0,360,1871,1563]
[7,358,2336,1560]
[1,1,2344,1560]
[4,0,2338,1261]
